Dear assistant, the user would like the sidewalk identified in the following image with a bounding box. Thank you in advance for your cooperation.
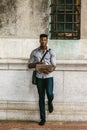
[0,121,87,130]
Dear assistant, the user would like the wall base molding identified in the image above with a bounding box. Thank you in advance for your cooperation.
[0,101,87,121]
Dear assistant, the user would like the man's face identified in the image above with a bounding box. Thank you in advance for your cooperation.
[40,37,48,48]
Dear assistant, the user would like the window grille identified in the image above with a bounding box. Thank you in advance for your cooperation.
[49,0,81,39]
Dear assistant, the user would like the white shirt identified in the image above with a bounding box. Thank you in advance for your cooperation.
[29,47,56,79]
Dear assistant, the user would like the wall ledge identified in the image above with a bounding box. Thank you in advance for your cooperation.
[56,60,87,65]
[0,59,87,70]
[0,59,87,64]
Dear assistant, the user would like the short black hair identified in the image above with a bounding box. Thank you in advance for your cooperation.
[40,34,48,39]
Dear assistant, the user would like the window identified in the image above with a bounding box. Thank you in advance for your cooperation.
[49,0,81,39]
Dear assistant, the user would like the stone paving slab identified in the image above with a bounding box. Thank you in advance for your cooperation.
[0,121,87,130]
[11,129,87,130]
[11,129,58,130]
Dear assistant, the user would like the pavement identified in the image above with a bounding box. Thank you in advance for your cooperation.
[0,121,87,130]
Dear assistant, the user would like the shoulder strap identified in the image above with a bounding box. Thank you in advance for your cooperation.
[40,49,51,62]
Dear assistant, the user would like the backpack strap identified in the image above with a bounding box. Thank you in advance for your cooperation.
[40,49,51,62]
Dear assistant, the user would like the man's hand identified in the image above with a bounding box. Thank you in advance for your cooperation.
[39,66,56,74]
[49,66,56,72]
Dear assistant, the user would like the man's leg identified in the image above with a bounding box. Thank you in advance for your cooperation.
[37,78,46,125]
[45,77,54,113]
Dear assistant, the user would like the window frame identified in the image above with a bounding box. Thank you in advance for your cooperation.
[49,0,81,40]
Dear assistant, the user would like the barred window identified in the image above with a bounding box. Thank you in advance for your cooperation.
[49,0,81,39]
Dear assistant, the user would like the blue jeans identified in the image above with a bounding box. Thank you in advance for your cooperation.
[36,77,54,120]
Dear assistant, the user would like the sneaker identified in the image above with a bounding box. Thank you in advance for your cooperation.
[48,101,53,113]
[39,119,46,125]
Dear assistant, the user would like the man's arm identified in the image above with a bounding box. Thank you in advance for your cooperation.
[28,62,45,69]
[49,66,56,72]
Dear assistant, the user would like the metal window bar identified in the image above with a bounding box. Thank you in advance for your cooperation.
[49,0,81,39]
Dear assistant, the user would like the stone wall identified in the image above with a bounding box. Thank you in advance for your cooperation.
[0,0,87,39]
[81,0,87,38]
[0,0,49,38]
[0,59,87,121]
[0,0,87,122]
[0,39,87,60]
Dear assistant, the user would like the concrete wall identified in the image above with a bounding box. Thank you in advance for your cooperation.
[0,0,87,121]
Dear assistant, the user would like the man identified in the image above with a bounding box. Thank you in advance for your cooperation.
[28,34,56,125]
